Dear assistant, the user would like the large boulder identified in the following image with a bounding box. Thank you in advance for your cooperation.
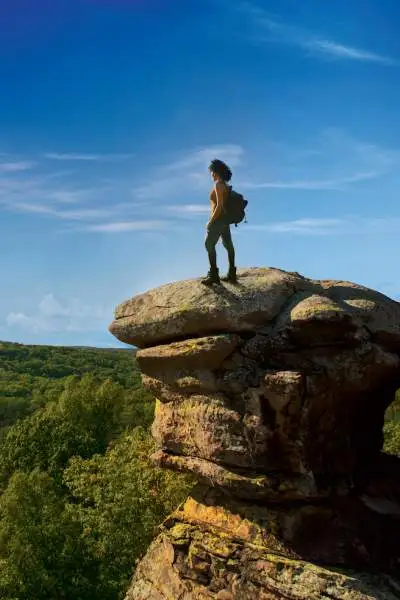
[110,268,314,347]
[110,267,400,349]
[109,267,400,599]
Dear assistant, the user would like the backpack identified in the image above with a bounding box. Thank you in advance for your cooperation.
[225,186,248,227]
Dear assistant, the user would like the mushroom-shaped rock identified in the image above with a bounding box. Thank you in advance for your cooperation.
[109,266,400,598]
[110,268,315,347]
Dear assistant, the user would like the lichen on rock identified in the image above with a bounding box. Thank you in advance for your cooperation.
[110,267,400,599]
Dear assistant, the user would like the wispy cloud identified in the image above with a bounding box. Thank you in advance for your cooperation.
[0,165,116,223]
[0,161,35,173]
[84,220,167,233]
[45,190,88,204]
[6,293,111,333]
[246,216,400,235]
[44,152,134,162]
[241,170,380,191]
[3,133,399,233]
[239,129,399,192]
[133,176,186,201]
[12,202,113,220]
[0,171,81,205]
[133,144,244,201]
[166,204,210,216]
[164,145,244,172]
[248,217,346,234]
[306,40,395,64]
[238,2,396,65]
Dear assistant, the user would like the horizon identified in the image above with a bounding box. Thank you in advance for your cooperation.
[2,0,400,347]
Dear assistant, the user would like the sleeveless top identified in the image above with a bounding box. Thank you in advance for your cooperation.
[209,181,229,222]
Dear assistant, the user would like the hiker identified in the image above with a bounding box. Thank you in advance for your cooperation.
[201,159,237,286]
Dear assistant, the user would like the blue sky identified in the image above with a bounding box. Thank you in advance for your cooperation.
[1,0,400,347]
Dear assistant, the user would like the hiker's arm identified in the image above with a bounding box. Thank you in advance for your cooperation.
[209,183,225,225]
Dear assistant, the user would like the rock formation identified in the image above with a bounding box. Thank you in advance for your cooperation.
[110,267,400,599]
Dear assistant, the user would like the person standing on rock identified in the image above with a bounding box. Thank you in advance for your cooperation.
[201,159,237,286]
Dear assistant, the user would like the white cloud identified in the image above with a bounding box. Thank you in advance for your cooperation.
[306,40,395,64]
[0,171,82,207]
[132,144,244,201]
[0,166,117,222]
[238,129,399,192]
[44,152,134,161]
[2,134,399,234]
[0,161,35,173]
[38,294,71,318]
[167,204,210,215]
[84,220,167,233]
[245,216,400,235]
[11,202,55,216]
[164,145,244,171]
[6,294,111,334]
[57,208,113,220]
[46,190,84,204]
[133,176,186,201]
[12,202,113,220]
[241,170,380,191]
[249,217,345,234]
[238,2,396,64]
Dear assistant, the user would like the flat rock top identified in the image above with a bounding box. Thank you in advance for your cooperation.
[109,267,400,348]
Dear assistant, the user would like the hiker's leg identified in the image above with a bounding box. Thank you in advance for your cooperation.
[221,226,237,282]
[221,226,235,270]
[205,224,221,271]
[202,223,221,285]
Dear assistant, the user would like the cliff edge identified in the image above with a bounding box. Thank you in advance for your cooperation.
[110,267,400,599]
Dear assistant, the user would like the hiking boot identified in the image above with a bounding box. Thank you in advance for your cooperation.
[201,269,220,286]
[221,267,237,283]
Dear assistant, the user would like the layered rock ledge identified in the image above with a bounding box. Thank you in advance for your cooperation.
[110,267,400,599]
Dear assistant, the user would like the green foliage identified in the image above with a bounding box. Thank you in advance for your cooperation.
[64,428,193,599]
[0,375,155,488]
[0,341,190,599]
[0,342,141,430]
[383,420,400,456]
[0,470,98,600]
[0,341,137,386]
[385,389,400,423]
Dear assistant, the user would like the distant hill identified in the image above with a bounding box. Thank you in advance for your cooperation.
[0,340,140,429]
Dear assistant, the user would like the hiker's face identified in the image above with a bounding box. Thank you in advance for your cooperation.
[210,170,218,182]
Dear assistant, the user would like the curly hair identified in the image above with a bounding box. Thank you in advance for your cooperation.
[208,159,232,182]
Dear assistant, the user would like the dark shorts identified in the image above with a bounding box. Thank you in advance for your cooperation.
[205,218,233,251]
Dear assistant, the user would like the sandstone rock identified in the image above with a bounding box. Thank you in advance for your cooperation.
[126,493,400,599]
[173,488,400,571]
[142,371,220,402]
[110,267,315,347]
[262,370,304,412]
[110,267,400,350]
[128,536,400,599]
[109,266,400,599]
[275,292,366,346]
[151,451,324,501]
[151,395,269,468]
[320,279,400,348]
[137,334,241,375]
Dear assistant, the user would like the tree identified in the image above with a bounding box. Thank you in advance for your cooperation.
[0,375,127,487]
[64,427,193,599]
[0,470,98,600]
[383,421,400,456]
